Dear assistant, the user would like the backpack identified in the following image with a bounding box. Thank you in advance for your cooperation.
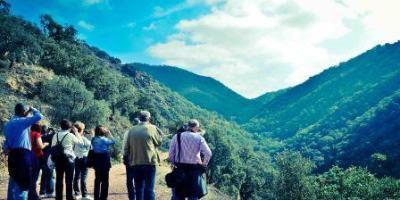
[50,132,68,164]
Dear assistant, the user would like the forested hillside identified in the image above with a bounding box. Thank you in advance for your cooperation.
[244,42,400,176]
[2,1,400,199]
[126,63,284,122]
[127,63,249,120]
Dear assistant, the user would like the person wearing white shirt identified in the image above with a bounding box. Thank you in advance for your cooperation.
[73,121,93,200]
[51,119,83,200]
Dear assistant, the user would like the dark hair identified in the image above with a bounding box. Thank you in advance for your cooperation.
[31,124,42,132]
[94,125,107,137]
[177,125,187,134]
[15,103,27,116]
[139,110,151,122]
[60,119,72,130]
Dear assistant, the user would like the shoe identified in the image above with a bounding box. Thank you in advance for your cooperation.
[75,194,82,199]
[39,194,46,198]
[45,193,56,198]
[82,196,93,200]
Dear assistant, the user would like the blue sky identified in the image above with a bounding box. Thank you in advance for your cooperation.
[7,0,400,98]
[8,0,209,63]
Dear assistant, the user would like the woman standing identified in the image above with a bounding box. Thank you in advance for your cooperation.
[92,125,115,200]
[29,124,49,200]
[73,121,93,200]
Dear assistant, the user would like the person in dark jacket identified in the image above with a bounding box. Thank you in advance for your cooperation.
[39,126,55,198]
[4,103,43,200]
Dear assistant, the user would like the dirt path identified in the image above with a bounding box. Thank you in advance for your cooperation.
[0,154,230,200]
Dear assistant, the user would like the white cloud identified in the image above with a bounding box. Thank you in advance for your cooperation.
[148,0,400,98]
[153,0,203,18]
[78,20,95,31]
[125,22,136,28]
[82,0,107,5]
[143,23,156,31]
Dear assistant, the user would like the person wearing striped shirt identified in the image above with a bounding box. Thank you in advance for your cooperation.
[168,119,212,200]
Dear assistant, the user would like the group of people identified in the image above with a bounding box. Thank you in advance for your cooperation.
[3,103,213,200]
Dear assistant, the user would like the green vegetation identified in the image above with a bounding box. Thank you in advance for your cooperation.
[128,63,248,120]
[1,1,400,199]
[128,63,286,122]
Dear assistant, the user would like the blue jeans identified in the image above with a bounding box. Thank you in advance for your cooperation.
[131,165,156,200]
[7,177,28,200]
[126,165,135,200]
[39,156,55,195]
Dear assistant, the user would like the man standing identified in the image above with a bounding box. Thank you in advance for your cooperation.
[4,103,43,200]
[168,119,212,200]
[124,111,162,200]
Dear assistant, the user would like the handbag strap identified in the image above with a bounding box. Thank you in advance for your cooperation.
[176,132,182,163]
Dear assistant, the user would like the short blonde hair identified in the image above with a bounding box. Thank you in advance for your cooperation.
[74,121,85,133]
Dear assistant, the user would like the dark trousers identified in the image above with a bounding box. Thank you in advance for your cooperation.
[126,165,135,200]
[39,156,55,195]
[131,165,156,200]
[94,169,110,200]
[28,154,40,200]
[55,160,75,200]
[74,157,88,197]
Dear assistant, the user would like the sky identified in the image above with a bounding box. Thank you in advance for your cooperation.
[7,0,400,98]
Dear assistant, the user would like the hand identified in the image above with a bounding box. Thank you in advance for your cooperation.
[70,126,78,135]
[105,129,112,138]
[43,142,49,147]
[24,106,33,116]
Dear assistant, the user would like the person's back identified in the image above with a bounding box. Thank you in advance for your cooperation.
[5,104,43,200]
[51,119,82,200]
[51,129,82,161]
[124,110,162,200]
[169,131,211,165]
[125,122,162,166]
[5,106,43,151]
[168,119,212,200]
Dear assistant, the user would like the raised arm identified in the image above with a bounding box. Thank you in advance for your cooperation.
[21,107,43,128]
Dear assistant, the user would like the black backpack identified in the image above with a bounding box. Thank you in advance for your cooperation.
[51,132,68,163]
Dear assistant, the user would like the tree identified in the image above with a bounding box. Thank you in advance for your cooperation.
[0,0,10,15]
[40,14,76,42]
[40,76,110,128]
[274,151,315,200]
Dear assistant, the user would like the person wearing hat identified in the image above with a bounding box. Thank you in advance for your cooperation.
[4,103,43,200]
[123,110,163,200]
[168,119,212,200]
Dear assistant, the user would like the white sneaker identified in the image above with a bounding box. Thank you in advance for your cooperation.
[45,193,56,198]
[75,194,82,199]
[39,194,46,198]
[82,196,93,200]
